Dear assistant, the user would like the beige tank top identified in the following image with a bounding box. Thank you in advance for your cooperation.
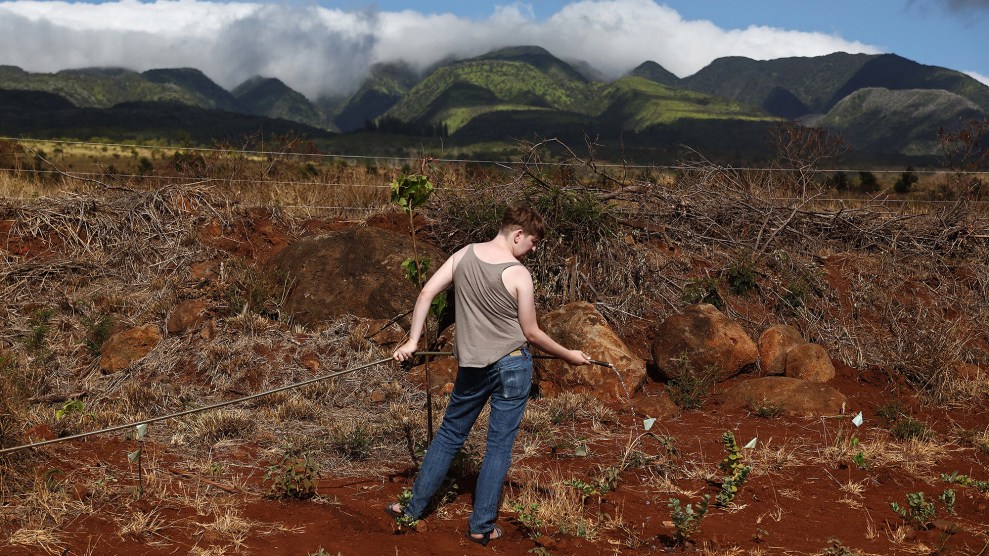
[453,245,527,367]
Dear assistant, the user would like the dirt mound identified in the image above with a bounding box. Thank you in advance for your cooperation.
[272,227,446,326]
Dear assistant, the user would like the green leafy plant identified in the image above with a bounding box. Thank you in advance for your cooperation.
[82,314,113,357]
[392,488,420,529]
[511,501,543,538]
[942,471,989,492]
[850,437,867,469]
[716,431,751,507]
[668,495,710,545]
[391,173,439,440]
[939,489,956,515]
[666,352,717,410]
[890,416,929,441]
[890,491,936,528]
[25,308,55,355]
[265,449,320,500]
[55,399,85,421]
[724,261,758,296]
[682,277,723,309]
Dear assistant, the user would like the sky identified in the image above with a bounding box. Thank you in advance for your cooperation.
[0,0,986,99]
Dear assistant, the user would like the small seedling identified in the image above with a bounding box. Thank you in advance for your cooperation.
[890,491,936,528]
[668,495,710,545]
[55,399,85,421]
[939,489,956,515]
[850,437,867,469]
[716,431,751,507]
[511,501,543,538]
[942,471,989,492]
[391,488,420,529]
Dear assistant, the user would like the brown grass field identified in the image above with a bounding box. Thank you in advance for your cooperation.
[2,128,989,555]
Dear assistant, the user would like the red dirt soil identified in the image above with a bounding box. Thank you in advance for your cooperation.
[3,212,989,556]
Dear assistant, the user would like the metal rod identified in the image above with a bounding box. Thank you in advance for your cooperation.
[0,356,394,456]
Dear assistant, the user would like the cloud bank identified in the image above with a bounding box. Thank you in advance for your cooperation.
[0,0,881,98]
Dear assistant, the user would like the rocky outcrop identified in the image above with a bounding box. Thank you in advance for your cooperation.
[757,324,803,375]
[166,299,208,334]
[718,376,847,417]
[100,324,162,372]
[784,343,836,383]
[651,304,758,383]
[271,227,446,326]
[535,302,647,402]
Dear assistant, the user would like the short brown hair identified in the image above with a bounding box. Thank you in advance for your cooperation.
[501,205,545,239]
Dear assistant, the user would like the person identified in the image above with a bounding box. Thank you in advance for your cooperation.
[387,205,591,545]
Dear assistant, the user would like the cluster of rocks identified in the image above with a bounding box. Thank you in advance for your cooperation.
[97,226,977,422]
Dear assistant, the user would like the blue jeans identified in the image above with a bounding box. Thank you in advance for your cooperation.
[403,346,532,534]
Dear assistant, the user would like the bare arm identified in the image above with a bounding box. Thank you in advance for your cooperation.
[392,248,463,361]
[509,266,590,366]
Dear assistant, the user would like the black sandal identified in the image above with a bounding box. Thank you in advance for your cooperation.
[384,503,404,519]
[466,525,503,546]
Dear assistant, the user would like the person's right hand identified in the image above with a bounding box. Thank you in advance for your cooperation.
[393,340,418,362]
[563,349,592,366]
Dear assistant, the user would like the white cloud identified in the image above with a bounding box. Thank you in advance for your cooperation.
[965,71,989,87]
[0,0,882,98]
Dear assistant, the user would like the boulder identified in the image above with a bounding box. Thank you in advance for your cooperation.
[632,391,680,420]
[271,227,446,326]
[757,324,803,375]
[784,343,836,383]
[718,377,847,417]
[355,318,407,348]
[651,304,758,383]
[166,299,208,334]
[100,324,162,372]
[534,302,646,402]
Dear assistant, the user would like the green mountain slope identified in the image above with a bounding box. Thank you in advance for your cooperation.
[815,87,985,155]
[0,89,333,143]
[681,52,989,120]
[142,68,239,111]
[231,76,324,128]
[597,76,772,132]
[333,62,420,132]
[385,46,596,132]
[629,61,681,88]
[0,65,212,108]
[682,53,878,116]
[828,54,989,112]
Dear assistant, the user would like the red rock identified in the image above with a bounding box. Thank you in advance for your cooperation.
[758,324,803,375]
[535,302,647,402]
[166,299,208,334]
[100,324,162,372]
[784,343,836,383]
[718,376,847,417]
[651,304,758,383]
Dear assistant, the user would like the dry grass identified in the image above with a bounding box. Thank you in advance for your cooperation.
[1,136,988,553]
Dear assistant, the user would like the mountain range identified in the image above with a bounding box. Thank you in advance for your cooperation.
[1,46,987,161]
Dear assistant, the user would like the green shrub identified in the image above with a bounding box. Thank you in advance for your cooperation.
[265,450,320,499]
[82,314,113,357]
[666,353,717,410]
[890,417,929,441]
[724,261,758,296]
[682,277,723,309]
